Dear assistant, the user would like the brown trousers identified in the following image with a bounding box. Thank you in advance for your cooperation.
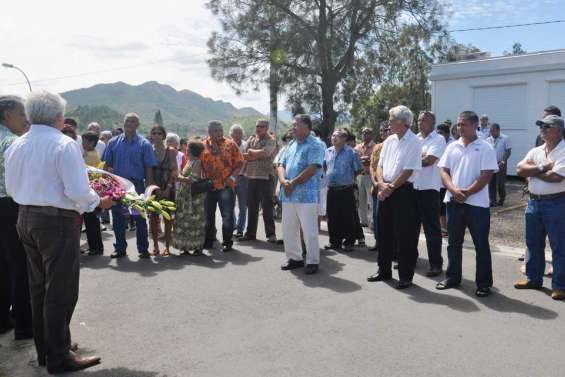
[17,206,80,368]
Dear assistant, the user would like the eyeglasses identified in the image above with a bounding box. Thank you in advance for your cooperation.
[539,124,556,130]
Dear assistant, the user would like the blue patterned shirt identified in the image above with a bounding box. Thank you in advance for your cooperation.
[279,134,325,203]
[324,145,362,187]
[0,125,18,198]
[102,133,157,182]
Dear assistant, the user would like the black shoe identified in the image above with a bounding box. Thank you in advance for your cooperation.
[342,244,354,252]
[110,251,126,259]
[238,235,256,242]
[324,244,341,250]
[357,239,366,247]
[234,232,244,238]
[367,271,392,282]
[368,245,378,251]
[396,280,412,289]
[281,259,304,270]
[305,264,319,274]
[47,355,101,374]
[87,250,103,256]
[129,225,137,232]
[475,287,491,297]
[426,266,442,277]
[138,252,150,259]
[436,279,460,290]
[222,243,233,252]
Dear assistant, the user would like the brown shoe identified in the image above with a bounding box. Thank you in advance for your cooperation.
[47,355,101,373]
[514,280,542,290]
[551,289,565,300]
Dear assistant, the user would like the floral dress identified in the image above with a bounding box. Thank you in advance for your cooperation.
[172,159,205,251]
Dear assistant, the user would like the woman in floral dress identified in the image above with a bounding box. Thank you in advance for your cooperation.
[173,139,206,255]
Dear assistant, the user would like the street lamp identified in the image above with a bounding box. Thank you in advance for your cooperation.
[2,63,32,92]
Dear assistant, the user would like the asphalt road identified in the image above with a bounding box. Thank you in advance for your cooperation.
[1,218,563,377]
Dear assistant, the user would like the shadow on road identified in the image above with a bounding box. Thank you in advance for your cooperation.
[78,367,161,377]
[402,284,481,313]
[290,255,362,294]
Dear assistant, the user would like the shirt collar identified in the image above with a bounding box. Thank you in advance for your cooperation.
[397,129,414,142]
[418,130,436,140]
[30,124,61,134]
[455,136,481,148]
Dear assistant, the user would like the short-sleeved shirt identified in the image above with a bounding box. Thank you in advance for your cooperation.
[84,150,101,167]
[413,131,446,191]
[486,134,511,162]
[279,135,325,203]
[324,145,362,187]
[378,129,422,183]
[244,135,277,180]
[438,138,498,208]
[520,140,565,195]
[354,141,375,174]
[102,133,157,181]
[201,137,244,190]
[0,125,18,198]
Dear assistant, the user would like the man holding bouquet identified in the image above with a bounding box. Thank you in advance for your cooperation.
[102,113,157,259]
[4,90,114,373]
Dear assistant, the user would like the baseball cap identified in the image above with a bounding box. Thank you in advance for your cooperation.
[536,114,565,128]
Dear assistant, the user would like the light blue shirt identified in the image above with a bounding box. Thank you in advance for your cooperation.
[324,145,362,187]
[102,133,157,182]
[279,134,325,203]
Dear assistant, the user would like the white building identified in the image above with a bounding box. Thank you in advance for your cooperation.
[430,49,565,171]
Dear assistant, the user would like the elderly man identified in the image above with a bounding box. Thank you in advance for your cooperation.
[367,106,422,289]
[0,96,32,340]
[277,115,325,274]
[240,119,278,242]
[201,121,244,252]
[86,122,106,157]
[229,124,248,238]
[478,114,490,139]
[437,111,498,297]
[535,105,561,146]
[486,123,511,207]
[355,127,375,227]
[413,111,446,277]
[515,115,565,300]
[102,113,157,259]
[324,128,362,251]
[5,91,114,373]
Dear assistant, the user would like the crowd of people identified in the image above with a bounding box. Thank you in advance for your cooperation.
[1,90,565,374]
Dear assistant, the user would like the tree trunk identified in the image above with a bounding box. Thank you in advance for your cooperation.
[269,62,279,138]
[320,77,338,142]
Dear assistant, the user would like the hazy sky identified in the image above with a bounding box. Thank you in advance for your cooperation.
[1,0,564,113]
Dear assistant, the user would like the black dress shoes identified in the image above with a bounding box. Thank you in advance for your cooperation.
[281,259,304,270]
[110,251,126,259]
[425,266,442,277]
[222,243,234,252]
[395,280,412,289]
[367,271,392,282]
[305,264,319,274]
[47,355,101,374]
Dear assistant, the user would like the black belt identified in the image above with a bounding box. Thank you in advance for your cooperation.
[530,191,565,201]
[20,205,79,218]
[328,185,354,191]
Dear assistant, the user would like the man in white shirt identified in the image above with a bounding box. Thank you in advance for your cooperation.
[514,114,565,300]
[230,124,248,238]
[413,111,446,277]
[5,90,113,373]
[437,111,498,297]
[486,123,511,206]
[367,105,422,289]
[478,114,490,139]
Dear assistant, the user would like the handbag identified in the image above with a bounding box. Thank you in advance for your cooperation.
[191,179,213,196]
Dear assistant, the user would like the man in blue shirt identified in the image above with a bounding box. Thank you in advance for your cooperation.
[102,113,157,259]
[277,115,325,274]
[323,129,362,251]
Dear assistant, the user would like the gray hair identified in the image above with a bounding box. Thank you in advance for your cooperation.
[100,130,112,140]
[208,120,223,132]
[166,132,180,146]
[0,95,24,122]
[87,122,101,134]
[256,118,269,128]
[480,114,489,120]
[25,90,66,126]
[229,123,244,136]
[123,113,140,123]
[389,105,413,127]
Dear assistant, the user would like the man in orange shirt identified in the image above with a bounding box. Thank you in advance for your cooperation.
[201,121,244,251]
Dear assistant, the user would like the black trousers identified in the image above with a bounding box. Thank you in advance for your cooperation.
[327,186,357,246]
[83,210,104,253]
[17,206,80,368]
[415,189,443,269]
[377,184,419,281]
[245,177,276,238]
[0,197,32,335]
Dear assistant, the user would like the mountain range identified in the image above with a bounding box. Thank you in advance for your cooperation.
[61,81,264,133]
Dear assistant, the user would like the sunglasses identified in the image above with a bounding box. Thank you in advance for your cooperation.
[151,131,164,135]
[538,124,557,130]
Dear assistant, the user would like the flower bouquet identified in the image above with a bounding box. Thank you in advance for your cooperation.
[87,167,176,220]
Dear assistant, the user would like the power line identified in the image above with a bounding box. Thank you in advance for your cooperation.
[448,19,565,33]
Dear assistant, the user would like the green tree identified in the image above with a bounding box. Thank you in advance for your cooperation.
[504,42,527,56]
[154,109,164,126]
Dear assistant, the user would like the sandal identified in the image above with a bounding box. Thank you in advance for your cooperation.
[162,248,170,257]
[150,249,160,256]
[436,280,460,290]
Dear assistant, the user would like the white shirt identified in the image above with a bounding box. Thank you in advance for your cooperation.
[95,140,106,157]
[486,134,511,162]
[414,131,446,191]
[176,150,185,171]
[520,140,565,195]
[478,124,491,139]
[4,124,100,214]
[438,137,498,208]
[378,129,422,183]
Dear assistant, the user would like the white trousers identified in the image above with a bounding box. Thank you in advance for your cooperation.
[357,174,372,226]
[282,203,320,265]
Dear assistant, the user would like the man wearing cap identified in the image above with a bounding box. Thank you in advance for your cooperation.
[486,123,511,207]
[355,127,375,227]
[514,114,565,300]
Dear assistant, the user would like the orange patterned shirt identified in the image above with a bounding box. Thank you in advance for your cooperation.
[201,137,243,190]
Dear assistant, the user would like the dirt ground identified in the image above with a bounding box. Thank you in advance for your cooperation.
[489,177,528,249]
